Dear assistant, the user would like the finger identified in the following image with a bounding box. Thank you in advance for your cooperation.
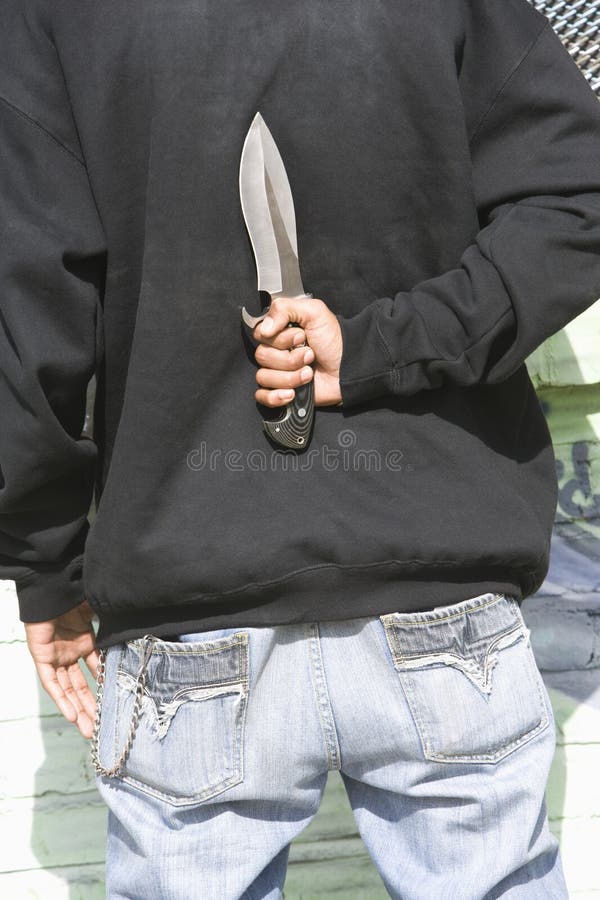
[255,345,314,371]
[56,665,86,716]
[67,662,98,722]
[255,388,296,408]
[37,663,78,723]
[253,324,305,350]
[75,709,95,740]
[255,365,314,391]
[58,664,97,739]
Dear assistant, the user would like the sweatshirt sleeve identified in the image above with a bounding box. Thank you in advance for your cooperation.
[336,19,600,405]
[0,93,106,622]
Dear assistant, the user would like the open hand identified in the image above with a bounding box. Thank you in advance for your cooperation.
[25,600,100,739]
[251,296,343,407]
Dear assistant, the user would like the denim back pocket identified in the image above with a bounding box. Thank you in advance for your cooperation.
[104,632,249,806]
[380,593,550,764]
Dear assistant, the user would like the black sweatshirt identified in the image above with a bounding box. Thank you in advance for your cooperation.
[1,1,600,649]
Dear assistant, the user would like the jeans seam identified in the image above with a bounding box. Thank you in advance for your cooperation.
[111,645,127,767]
[306,623,342,771]
[380,592,507,629]
[118,768,245,806]
[423,714,550,764]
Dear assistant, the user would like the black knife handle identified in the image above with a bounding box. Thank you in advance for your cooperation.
[262,335,315,449]
[241,305,316,450]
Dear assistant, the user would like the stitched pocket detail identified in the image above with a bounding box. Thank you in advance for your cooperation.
[108,633,249,806]
[380,595,550,764]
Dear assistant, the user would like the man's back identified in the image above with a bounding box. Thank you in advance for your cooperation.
[1,0,600,649]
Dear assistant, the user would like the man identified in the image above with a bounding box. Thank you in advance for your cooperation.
[2,0,600,896]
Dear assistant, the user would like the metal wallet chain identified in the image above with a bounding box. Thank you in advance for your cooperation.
[90,634,157,778]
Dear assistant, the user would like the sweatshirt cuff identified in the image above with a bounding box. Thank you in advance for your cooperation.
[14,554,87,622]
[335,304,397,406]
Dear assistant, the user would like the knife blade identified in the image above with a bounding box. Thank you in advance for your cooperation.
[239,112,315,450]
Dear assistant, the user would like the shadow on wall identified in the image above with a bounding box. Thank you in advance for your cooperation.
[522,326,600,892]
[28,686,106,897]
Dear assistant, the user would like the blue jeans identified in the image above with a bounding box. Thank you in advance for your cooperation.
[94,592,568,899]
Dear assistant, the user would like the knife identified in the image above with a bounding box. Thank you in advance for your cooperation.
[239,112,315,450]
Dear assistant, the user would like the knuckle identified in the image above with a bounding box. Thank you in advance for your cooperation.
[281,335,297,351]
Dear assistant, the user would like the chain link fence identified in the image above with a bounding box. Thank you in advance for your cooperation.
[533,0,600,94]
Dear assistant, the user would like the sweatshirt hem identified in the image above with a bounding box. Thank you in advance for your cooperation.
[90,560,539,649]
